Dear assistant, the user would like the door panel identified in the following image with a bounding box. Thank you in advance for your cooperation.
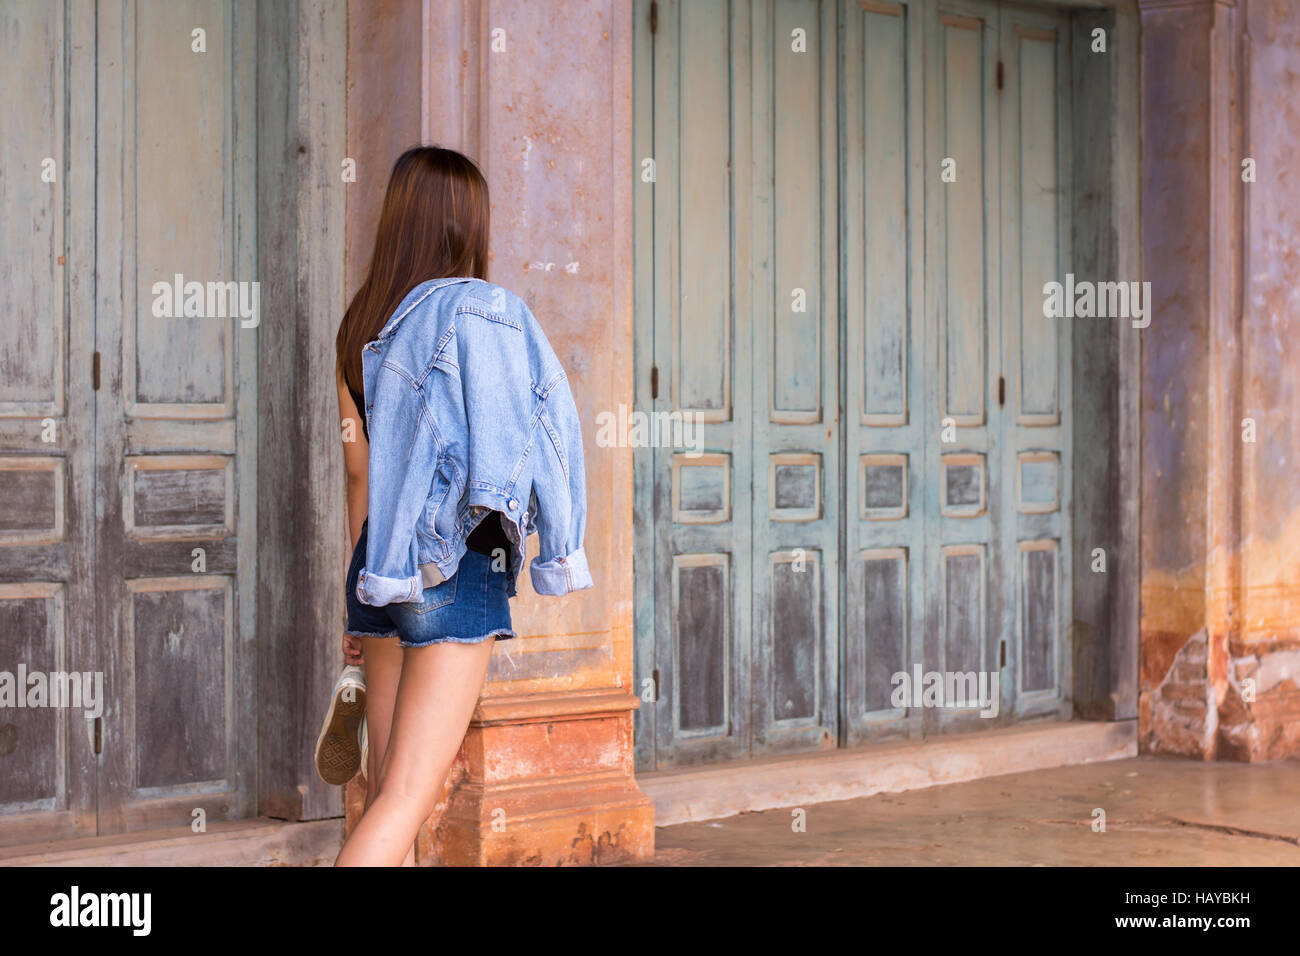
[0,0,98,846]
[650,0,754,767]
[997,3,1072,719]
[842,0,926,745]
[936,11,991,428]
[2,0,260,843]
[95,0,257,833]
[925,0,1003,735]
[750,0,839,755]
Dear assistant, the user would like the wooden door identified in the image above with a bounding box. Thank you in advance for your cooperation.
[845,0,1072,738]
[995,2,1072,722]
[841,0,928,745]
[0,0,99,847]
[645,0,756,767]
[639,0,840,769]
[636,0,1071,769]
[925,0,1074,732]
[92,0,258,833]
[748,0,841,756]
[923,0,1005,736]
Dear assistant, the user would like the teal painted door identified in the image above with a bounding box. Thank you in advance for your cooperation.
[749,0,842,756]
[639,0,754,767]
[0,0,259,844]
[995,1,1073,724]
[93,0,260,835]
[841,0,928,744]
[634,0,1072,769]
[0,0,98,845]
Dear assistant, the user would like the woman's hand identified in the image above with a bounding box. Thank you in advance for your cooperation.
[343,632,364,666]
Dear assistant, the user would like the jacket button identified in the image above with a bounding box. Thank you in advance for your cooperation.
[507,499,518,510]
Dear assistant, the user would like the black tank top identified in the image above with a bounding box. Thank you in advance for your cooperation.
[348,378,512,562]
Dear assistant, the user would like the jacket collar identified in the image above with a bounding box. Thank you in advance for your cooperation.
[373,276,477,343]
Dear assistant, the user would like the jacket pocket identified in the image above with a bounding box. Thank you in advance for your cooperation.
[422,458,465,547]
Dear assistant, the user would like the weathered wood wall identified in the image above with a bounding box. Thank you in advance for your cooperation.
[1069,2,1141,722]
[256,0,349,821]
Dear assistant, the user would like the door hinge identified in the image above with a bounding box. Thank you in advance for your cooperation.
[998,375,1005,407]
[1000,640,1007,668]
[92,716,102,754]
[996,60,1004,91]
[650,364,659,399]
[649,0,658,35]
[92,351,100,390]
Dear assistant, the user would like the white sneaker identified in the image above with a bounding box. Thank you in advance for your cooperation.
[314,665,366,785]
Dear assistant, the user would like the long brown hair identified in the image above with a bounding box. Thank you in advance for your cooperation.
[336,146,490,398]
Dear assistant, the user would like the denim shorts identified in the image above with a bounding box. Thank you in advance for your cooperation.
[345,520,515,647]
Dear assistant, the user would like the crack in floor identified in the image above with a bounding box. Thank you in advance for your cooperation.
[1166,817,1300,847]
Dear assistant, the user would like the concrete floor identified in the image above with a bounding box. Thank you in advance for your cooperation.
[633,756,1300,866]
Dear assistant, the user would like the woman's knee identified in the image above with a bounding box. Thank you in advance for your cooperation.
[369,778,441,823]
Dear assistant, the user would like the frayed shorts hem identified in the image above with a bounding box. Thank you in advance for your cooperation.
[396,627,517,649]
[345,628,400,639]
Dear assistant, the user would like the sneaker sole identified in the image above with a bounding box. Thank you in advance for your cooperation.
[315,684,367,785]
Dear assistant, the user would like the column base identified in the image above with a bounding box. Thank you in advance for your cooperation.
[346,688,655,866]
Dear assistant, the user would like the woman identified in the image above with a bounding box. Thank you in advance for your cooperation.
[329,146,542,867]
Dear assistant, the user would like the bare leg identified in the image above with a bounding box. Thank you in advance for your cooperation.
[354,637,414,866]
[335,639,495,867]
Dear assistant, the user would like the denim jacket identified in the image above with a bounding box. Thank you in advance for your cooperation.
[354,277,593,605]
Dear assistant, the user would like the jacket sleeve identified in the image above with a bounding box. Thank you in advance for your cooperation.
[355,359,444,606]
[529,370,595,595]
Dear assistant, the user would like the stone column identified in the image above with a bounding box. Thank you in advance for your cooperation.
[1139,0,1300,760]
[1229,0,1300,758]
[344,0,653,862]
